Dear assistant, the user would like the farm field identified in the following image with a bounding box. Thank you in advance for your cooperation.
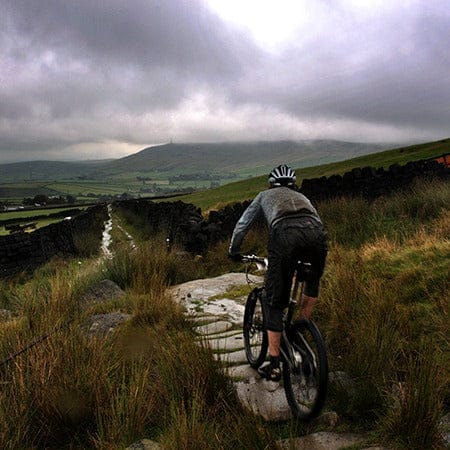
[0,206,88,236]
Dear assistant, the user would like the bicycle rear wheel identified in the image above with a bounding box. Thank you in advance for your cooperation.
[282,319,328,421]
[243,288,268,368]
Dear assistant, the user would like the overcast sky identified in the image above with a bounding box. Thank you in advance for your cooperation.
[1,0,449,162]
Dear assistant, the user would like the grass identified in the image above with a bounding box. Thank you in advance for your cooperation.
[174,138,449,210]
[0,162,448,447]
[0,251,277,449]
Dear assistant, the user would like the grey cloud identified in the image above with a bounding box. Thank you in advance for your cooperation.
[232,2,450,133]
[0,0,449,162]
[3,0,255,80]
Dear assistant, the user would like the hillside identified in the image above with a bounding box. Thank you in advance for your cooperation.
[0,160,102,182]
[0,140,386,182]
[176,137,450,209]
[100,140,387,174]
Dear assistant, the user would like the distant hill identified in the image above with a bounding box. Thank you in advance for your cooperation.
[0,160,100,182]
[0,140,388,182]
[101,140,388,174]
[175,138,450,209]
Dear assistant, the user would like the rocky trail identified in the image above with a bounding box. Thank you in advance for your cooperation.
[168,273,393,450]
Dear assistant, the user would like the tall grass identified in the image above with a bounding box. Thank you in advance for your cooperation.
[319,178,450,247]
[316,183,449,441]
[0,242,276,449]
[0,176,448,448]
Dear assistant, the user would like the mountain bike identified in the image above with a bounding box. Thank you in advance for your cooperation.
[242,254,328,421]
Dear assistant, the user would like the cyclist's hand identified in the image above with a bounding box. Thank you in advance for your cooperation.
[227,252,243,262]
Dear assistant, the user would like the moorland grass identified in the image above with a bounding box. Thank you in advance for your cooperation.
[0,247,276,449]
[0,176,448,448]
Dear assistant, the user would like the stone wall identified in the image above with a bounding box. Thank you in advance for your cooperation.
[114,157,449,255]
[0,204,108,277]
[300,158,448,202]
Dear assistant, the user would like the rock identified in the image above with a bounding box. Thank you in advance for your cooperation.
[440,412,450,447]
[277,431,366,450]
[311,411,339,429]
[226,364,259,380]
[213,349,248,365]
[235,378,292,422]
[83,312,132,337]
[204,333,245,351]
[80,279,125,308]
[125,439,161,449]
[0,309,14,321]
[195,320,233,335]
[170,273,262,323]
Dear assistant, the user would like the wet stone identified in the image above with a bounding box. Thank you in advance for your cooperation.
[195,320,232,335]
[226,364,259,380]
[205,334,245,351]
[235,378,292,422]
[277,432,367,450]
[213,349,248,365]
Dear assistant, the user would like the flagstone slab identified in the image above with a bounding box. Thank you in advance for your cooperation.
[213,349,248,365]
[205,333,245,351]
[170,273,263,323]
[277,432,367,450]
[235,378,292,422]
[226,364,259,380]
[195,321,233,335]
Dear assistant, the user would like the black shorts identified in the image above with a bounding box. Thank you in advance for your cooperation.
[265,216,328,332]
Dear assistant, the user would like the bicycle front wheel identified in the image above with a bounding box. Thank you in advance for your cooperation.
[243,288,268,368]
[283,319,328,421]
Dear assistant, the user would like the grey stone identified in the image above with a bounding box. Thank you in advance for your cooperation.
[311,411,339,429]
[213,349,248,365]
[80,279,125,308]
[226,364,259,380]
[0,309,14,321]
[235,379,292,422]
[195,320,233,335]
[83,312,132,337]
[205,333,245,351]
[440,412,450,447]
[170,273,262,323]
[277,432,366,450]
[125,439,161,450]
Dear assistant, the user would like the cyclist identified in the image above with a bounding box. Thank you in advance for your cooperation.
[228,164,327,382]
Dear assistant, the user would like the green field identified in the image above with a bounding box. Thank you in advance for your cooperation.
[0,206,88,235]
[175,138,450,210]
[1,138,448,206]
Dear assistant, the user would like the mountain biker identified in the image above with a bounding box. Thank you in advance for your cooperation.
[228,164,328,382]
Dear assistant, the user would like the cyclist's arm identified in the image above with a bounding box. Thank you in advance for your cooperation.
[228,194,263,255]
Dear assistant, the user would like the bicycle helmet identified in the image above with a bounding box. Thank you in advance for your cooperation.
[268,164,296,187]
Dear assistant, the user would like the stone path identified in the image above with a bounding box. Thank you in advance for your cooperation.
[170,272,295,422]
[170,273,394,449]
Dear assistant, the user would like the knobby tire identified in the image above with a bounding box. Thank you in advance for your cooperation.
[243,288,268,368]
[282,319,328,421]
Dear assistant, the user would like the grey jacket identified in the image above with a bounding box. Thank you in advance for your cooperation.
[228,187,321,255]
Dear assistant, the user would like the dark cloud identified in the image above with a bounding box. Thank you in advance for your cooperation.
[0,0,449,162]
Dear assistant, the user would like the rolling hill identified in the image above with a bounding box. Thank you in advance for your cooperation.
[0,140,387,182]
[99,140,388,174]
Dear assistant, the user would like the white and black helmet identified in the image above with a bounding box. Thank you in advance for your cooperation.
[268,164,296,186]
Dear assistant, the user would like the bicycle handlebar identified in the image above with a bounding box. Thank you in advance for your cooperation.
[241,254,268,268]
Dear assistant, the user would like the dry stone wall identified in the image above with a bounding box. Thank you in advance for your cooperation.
[300,158,448,201]
[114,158,448,255]
[0,204,107,277]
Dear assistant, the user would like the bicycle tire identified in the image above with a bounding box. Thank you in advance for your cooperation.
[243,288,268,368]
[282,319,328,421]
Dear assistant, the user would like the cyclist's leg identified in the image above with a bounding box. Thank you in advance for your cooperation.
[298,226,328,319]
